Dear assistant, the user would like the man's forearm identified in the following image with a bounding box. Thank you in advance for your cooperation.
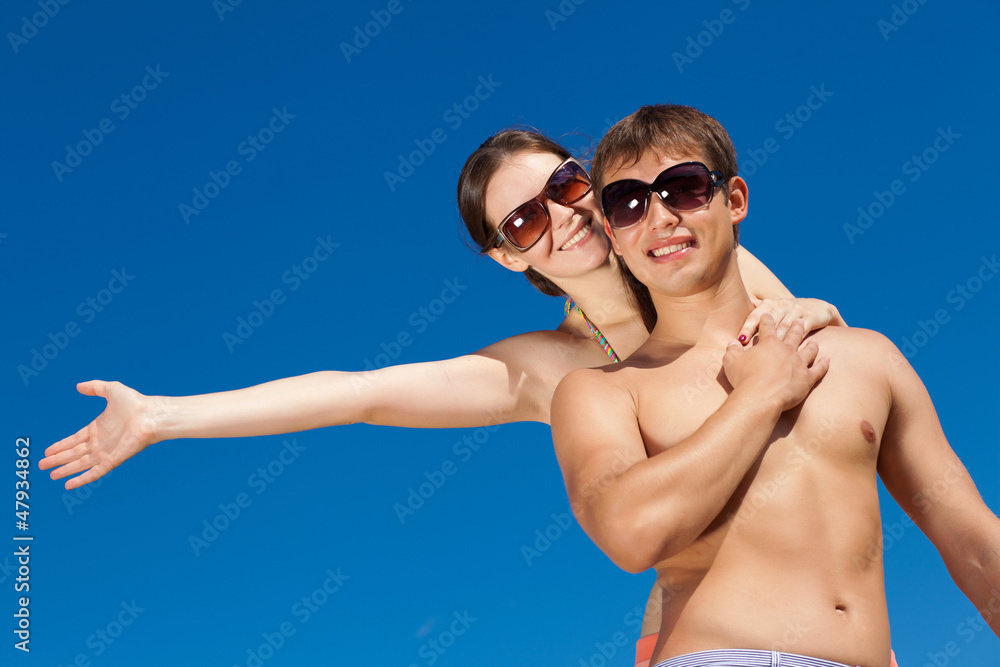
[586,386,784,571]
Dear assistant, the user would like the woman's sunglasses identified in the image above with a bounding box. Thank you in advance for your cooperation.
[601,162,725,230]
[492,158,593,251]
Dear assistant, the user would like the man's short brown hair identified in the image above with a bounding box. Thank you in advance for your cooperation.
[593,105,742,333]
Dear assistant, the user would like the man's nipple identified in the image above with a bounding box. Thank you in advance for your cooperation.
[860,420,877,444]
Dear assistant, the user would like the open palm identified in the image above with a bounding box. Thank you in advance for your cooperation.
[40,380,158,490]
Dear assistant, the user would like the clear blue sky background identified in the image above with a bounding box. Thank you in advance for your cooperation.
[4,1,999,665]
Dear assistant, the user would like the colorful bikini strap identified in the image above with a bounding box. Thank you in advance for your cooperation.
[565,298,620,364]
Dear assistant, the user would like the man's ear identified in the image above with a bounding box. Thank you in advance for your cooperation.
[603,217,623,256]
[727,176,749,226]
[486,246,530,273]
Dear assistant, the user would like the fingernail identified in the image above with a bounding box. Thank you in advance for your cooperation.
[738,334,747,343]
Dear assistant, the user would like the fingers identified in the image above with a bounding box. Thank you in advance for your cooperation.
[40,441,89,470]
[737,310,762,344]
[797,340,820,366]
[809,355,831,383]
[77,379,108,397]
[64,465,109,491]
[757,312,777,340]
[48,454,95,481]
[42,427,88,460]
[781,318,808,347]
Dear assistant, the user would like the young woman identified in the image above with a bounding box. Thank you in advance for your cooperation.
[40,129,846,667]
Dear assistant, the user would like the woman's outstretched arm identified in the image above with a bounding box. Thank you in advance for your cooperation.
[40,330,574,490]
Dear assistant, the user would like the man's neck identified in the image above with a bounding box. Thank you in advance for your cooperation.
[646,255,754,349]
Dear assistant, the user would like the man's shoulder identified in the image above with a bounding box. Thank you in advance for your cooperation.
[809,326,908,377]
[809,325,897,352]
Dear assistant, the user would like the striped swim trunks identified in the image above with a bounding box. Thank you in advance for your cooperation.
[653,649,855,667]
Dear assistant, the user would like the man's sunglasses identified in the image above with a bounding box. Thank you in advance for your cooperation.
[601,162,725,230]
[492,158,592,251]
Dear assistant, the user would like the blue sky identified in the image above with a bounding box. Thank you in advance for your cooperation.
[4,1,999,665]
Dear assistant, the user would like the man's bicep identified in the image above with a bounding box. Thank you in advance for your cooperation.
[877,342,990,548]
[551,370,647,529]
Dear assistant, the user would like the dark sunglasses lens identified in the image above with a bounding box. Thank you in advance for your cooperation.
[603,181,648,229]
[656,166,713,210]
[502,202,548,249]
[548,163,591,204]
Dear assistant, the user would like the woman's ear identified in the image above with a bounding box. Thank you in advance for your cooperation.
[604,218,623,256]
[486,246,530,273]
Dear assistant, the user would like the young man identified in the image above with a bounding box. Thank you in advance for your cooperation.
[551,104,1000,667]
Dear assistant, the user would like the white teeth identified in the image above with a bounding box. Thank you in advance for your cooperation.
[560,222,591,250]
[650,240,694,257]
